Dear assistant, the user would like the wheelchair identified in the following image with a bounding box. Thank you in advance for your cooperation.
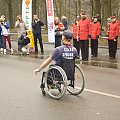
[40,58,85,99]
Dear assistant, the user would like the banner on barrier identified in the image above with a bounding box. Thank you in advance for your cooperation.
[22,0,32,29]
[46,0,55,42]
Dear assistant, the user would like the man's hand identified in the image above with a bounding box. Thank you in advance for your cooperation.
[34,69,40,75]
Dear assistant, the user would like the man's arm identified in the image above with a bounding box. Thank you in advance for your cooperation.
[32,21,36,28]
[40,21,44,26]
[34,56,53,75]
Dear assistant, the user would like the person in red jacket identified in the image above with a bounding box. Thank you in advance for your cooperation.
[106,16,119,59]
[72,19,80,56]
[78,10,91,61]
[54,17,65,48]
[90,16,101,57]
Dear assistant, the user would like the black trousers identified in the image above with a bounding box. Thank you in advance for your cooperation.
[73,39,80,56]
[108,40,117,59]
[91,39,98,57]
[80,40,89,61]
[34,34,44,53]
[55,35,62,48]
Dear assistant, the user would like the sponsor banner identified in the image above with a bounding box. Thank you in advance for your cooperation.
[22,0,32,29]
[46,0,55,42]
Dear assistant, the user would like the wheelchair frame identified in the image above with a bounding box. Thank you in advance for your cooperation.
[40,63,85,100]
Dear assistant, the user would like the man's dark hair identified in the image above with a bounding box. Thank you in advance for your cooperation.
[63,30,73,41]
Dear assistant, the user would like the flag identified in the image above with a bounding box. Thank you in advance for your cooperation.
[46,0,55,42]
[22,0,32,29]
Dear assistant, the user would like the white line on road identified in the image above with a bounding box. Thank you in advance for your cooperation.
[84,88,120,99]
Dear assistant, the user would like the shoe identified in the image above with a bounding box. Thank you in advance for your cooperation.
[0,48,3,52]
[26,52,29,55]
[41,51,44,55]
[4,49,7,54]
[10,48,14,52]
[109,57,115,60]
[35,51,38,54]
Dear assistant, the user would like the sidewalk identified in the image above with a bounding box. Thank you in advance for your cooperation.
[1,40,120,69]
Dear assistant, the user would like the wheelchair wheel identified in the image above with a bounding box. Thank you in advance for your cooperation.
[67,64,85,95]
[45,65,67,99]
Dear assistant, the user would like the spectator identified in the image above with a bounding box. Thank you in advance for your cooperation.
[54,17,64,48]
[89,16,101,57]
[18,31,30,54]
[72,19,80,57]
[1,15,13,54]
[15,15,26,38]
[61,16,68,30]
[32,15,44,54]
[78,10,91,61]
[96,14,101,24]
[0,18,4,52]
[106,16,119,59]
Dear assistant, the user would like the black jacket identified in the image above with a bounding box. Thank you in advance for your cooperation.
[32,21,44,35]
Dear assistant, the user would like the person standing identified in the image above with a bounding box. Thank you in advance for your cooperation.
[78,10,90,61]
[89,16,100,57]
[61,16,68,30]
[15,15,26,38]
[32,15,44,54]
[106,16,119,59]
[72,19,80,57]
[1,15,13,54]
[54,17,65,48]
[0,18,4,52]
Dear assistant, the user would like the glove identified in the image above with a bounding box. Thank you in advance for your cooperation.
[97,35,99,39]
[88,34,91,39]
[114,36,118,41]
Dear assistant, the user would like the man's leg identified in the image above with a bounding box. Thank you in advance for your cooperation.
[94,39,98,57]
[55,35,61,48]
[2,36,6,49]
[108,40,112,58]
[6,36,11,49]
[34,34,38,53]
[38,34,44,53]
[91,40,94,56]
[80,40,85,60]
[84,40,89,61]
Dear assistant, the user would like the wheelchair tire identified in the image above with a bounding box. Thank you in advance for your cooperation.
[45,65,68,99]
[67,64,85,95]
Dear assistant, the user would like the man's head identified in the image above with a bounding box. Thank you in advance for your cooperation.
[111,16,117,23]
[17,15,22,21]
[1,15,5,21]
[80,10,86,20]
[33,15,38,20]
[54,17,60,25]
[62,30,73,42]
[93,15,98,22]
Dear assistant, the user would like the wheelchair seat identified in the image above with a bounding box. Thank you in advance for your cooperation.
[57,58,75,88]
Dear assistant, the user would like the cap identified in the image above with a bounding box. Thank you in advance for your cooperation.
[93,15,97,18]
[62,16,66,19]
[63,30,73,40]
[110,16,116,19]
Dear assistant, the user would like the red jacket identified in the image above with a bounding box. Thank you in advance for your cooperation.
[89,21,100,39]
[78,18,90,40]
[117,20,120,35]
[107,21,119,40]
[72,24,79,39]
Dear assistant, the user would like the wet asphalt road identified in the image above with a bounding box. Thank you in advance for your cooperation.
[0,51,120,120]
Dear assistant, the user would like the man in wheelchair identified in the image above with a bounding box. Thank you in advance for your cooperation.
[34,30,78,91]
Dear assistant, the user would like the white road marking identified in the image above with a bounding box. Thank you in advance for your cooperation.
[84,88,120,99]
